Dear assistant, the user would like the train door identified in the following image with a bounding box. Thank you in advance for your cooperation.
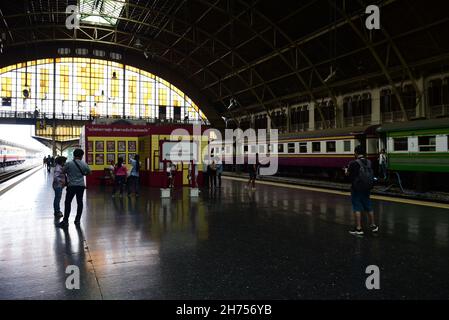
[356,135,366,151]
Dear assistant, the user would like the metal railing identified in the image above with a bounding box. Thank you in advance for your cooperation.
[0,110,210,126]
[315,119,337,130]
[381,109,416,123]
[290,123,309,132]
[343,115,372,127]
[430,105,449,118]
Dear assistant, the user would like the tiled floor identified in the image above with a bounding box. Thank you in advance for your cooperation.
[1,168,449,299]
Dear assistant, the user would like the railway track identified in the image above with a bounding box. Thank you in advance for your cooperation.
[0,165,40,184]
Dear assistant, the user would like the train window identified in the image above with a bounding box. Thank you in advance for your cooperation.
[299,142,307,153]
[259,145,266,154]
[278,144,284,153]
[393,138,408,151]
[344,141,351,152]
[312,142,321,153]
[288,143,295,153]
[326,141,336,153]
[418,136,436,152]
[250,145,257,153]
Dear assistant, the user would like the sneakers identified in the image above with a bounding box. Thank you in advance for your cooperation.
[54,211,63,218]
[349,225,379,236]
[56,220,69,228]
[349,228,364,236]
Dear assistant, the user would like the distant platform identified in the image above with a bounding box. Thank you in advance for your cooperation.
[0,169,449,299]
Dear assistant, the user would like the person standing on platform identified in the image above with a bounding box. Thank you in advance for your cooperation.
[202,159,209,189]
[128,155,140,197]
[378,149,388,181]
[209,161,217,189]
[216,161,223,188]
[52,156,67,218]
[170,163,177,188]
[57,149,91,228]
[112,157,127,197]
[346,145,379,236]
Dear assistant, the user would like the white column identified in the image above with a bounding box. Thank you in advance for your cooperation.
[416,77,425,118]
[336,96,344,128]
[308,103,315,131]
[371,88,381,125]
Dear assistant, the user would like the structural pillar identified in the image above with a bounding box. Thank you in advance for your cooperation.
[371,89,381,125]
[52,59,57,156]
[308,103,315,131]
[336,96,344,128]
[267,112,272,130]
[416,77,426,118]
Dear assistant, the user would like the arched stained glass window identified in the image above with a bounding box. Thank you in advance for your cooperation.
[0,58,209,124]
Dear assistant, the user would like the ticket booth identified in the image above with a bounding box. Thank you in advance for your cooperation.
[81,123,210,188]
[138,126,209,188]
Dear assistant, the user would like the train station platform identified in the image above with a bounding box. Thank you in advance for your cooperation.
[1,168,449,300]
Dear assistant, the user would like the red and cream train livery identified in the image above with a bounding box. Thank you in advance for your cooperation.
[211,125,379,178]
[0,145,27,166]
[274,125,379,173]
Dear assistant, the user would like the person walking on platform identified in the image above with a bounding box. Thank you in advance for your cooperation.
[128,155,140,197]
[57,149,91,228]
[52,156,67,218]
[46,155,52,172]
[247,163,258,191]
[112,157,127,197]
[216,162,223,188]
[346,145,379,236]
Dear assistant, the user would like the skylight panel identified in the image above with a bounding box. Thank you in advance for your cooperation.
[79,0,126,26]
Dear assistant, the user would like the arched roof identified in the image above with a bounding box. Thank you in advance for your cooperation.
[1,0,448,126]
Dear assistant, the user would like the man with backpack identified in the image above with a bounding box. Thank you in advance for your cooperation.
[345,145,379,236]
[56,149,91,228]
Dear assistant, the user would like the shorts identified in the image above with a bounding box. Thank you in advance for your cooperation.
[351,190,373,212]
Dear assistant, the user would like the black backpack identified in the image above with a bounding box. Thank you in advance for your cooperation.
[354,159,375,192]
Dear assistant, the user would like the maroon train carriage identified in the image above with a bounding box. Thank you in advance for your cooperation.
[210,125,380,179]
[274,125,379,178]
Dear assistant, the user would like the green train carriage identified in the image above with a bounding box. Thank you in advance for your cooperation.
[377,118,449,190]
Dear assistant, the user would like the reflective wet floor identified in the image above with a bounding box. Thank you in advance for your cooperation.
[1,169,449,299]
